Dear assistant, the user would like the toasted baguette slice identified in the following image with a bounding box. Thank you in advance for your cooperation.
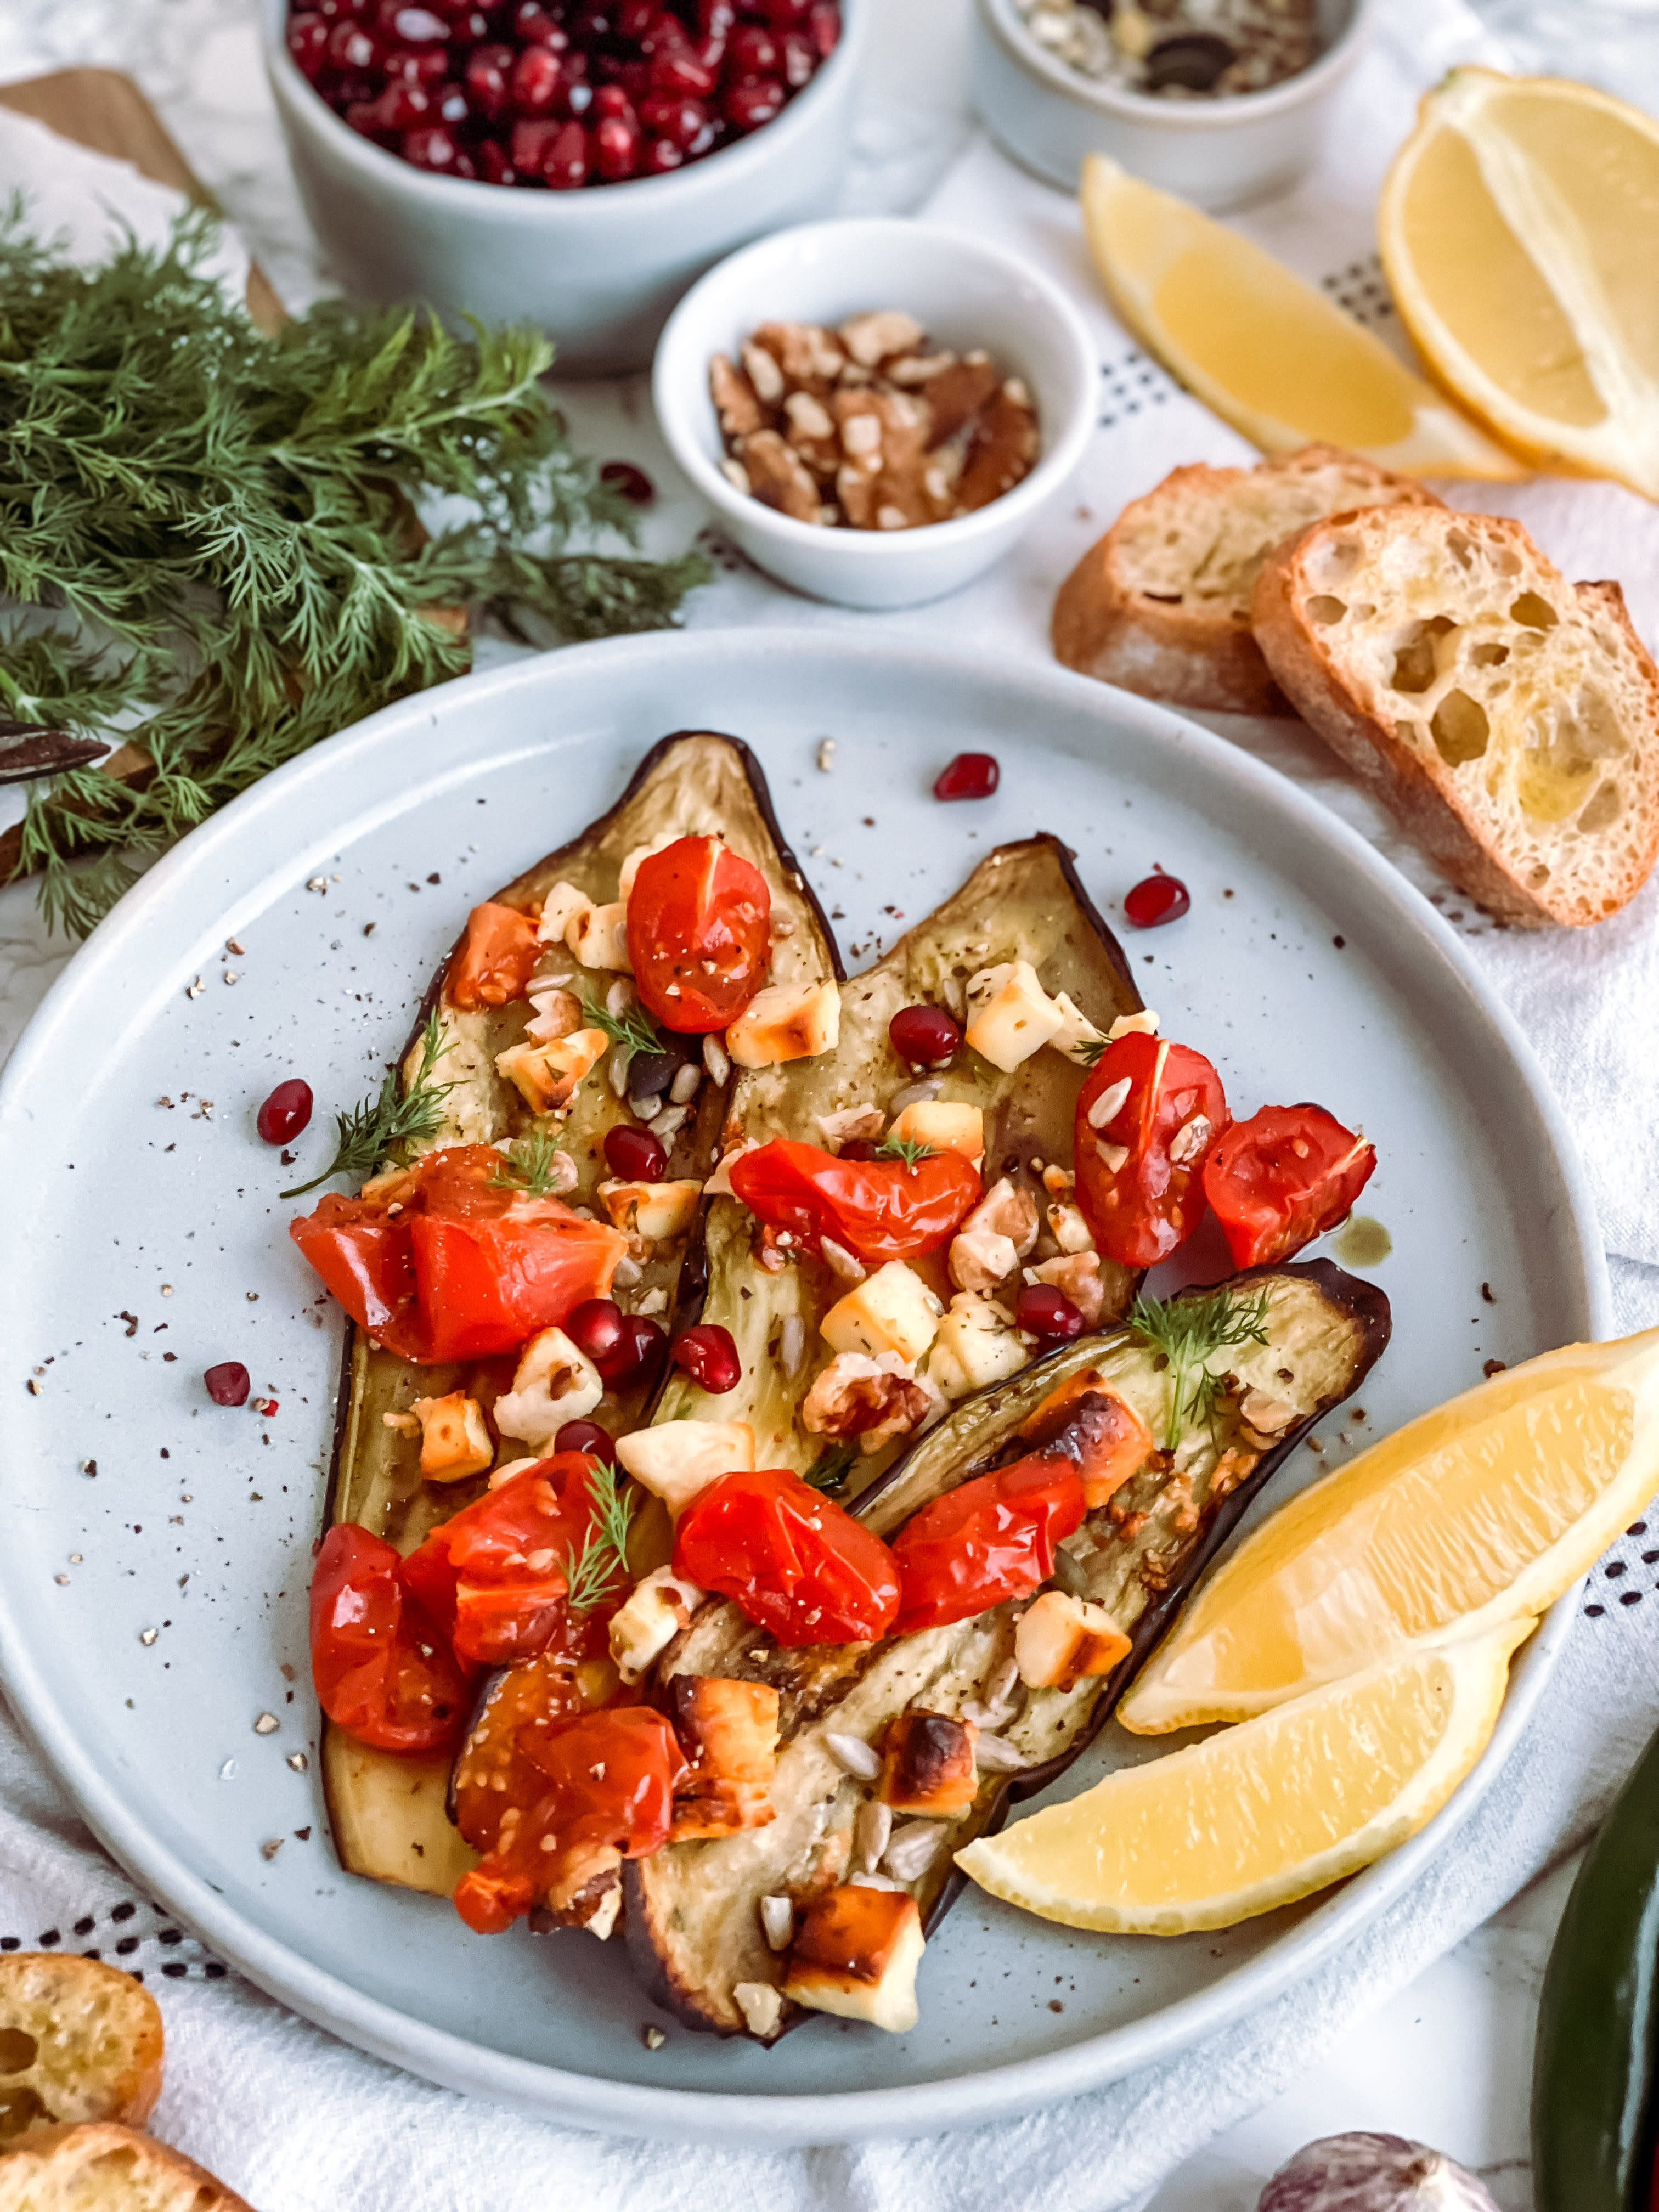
[0,2124,253,2210]
[1252,506,1659,927]
[1052,447,1442,715]
[0,1956,162,2142]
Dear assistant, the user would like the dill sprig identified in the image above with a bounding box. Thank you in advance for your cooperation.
[489,1128,569,1197]
[1077,1034,1111,1069]
[565,1458,636,1613]
[876,1134,937,1171]
[0,204,709,936]
[582,991,664,1058]
[1129,1284,1273,1451]
[804,1442,858,1496]
[281,1011,453,1199]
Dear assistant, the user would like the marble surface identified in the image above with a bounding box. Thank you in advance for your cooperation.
[0,0,1649,2201]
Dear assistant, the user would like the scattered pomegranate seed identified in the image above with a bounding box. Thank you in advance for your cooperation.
[566,1298,664,1386]
[639,91,706,146]
[608,1313,668,1386]
[889,1004,961,1068]
[404,122,462,168]
[1015,1285,1086,1342]
[205,1362,252,1407]
[721,74,784,131]
[512,0,558,40]
[726,23,778,71]
[595,114,641,177]
[566,1296,624,1367]
[604,1124,668,1181]
[672,1323,741,1393]
[543,119,590,187]
[600,460,656,505]
[465,42,514,116]
[511,41,563,110]
[1124,872,1190,928]
[257,1079,314,1146]
[555,1418,618,1462]
[933,752,1000,802]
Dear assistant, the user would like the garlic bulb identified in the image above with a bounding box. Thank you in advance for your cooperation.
[1258,2134,1500,2212]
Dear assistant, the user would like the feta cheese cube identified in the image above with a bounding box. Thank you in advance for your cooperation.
[410,1391,494,1481]
[821,1261,943,1365]
[568,900,632,972]
[492,1327,603,1450]
[1048,989,1107,1065]
[616,1418,756,1517]
[1014,1590,1131,1691]
[535,880,591,946]
[598,1176,704,1242]
[886,1100,984,1161]
[608,1566,705,1683]
[494,1026,608,1114]
[783,1887,924,2034]
[964,960,1064,1073]
[727,980,841,1067]
[925,1291,1029,1401]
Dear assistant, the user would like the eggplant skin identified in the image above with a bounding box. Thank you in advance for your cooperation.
[316,730,838,1895]
[624,1260,1391,2041]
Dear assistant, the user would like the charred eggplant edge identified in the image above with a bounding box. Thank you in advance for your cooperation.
[622,1257,1391,2036]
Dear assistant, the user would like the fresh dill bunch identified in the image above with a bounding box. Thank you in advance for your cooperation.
[489,1128,570,1197]
[876,1134,937,1170]
[804,1442,859,1496]
[281,1011,453,1199]
[582,990,664,1057]
[1129,1284,1273,1451]
[565,1459,635,1612]
[0,204,710,936]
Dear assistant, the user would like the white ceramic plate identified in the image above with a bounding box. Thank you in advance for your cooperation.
[0,629,1606,2146]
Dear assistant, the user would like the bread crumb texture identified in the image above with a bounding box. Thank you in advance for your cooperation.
[0,2123,255,2210]
[0,1956,162,2145]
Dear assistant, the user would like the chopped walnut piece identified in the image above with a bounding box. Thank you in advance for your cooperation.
[741,338,786,404]
[802,1351,938,1452]
[754,318,846,388]
[710,352,768,438]
[917,355,1002,443]
[840,308,925,368]
[1030,1252,1105,1326]
[737,430,822,523]
[956,387,1042,514]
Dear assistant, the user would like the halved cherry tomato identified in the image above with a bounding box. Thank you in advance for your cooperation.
[445,901,542,1010]
[1202,1103,1376,1268]
[729,1138,981,1266]
[453,1706,685,1934]
[1073,1033,1229,1269]
[450,1649,599,1858]
[891,1457,1086,1635]
[308,1523,471,1755]
[290,1145,625,1364]
[627,834,771,1033]
[673,1465,901,1648]
[403,1454,620,1668]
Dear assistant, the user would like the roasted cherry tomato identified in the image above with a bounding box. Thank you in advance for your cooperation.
[673,1465,901,1649]
[450,1647,598,1860]
[729,1138,981,1266]
[402,1455,620,1669]
[290,1145,625,1364]
[453,1705,685,1934]
[1202,1103,1376,1267]
[626,834,771,1034]
[1073,1032,1229,1269]
[445,901,542,1010]
[308,1523,471,1755]
[891,1457,1086,1635]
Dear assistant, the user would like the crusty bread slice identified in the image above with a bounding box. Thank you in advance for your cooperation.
[1252,505,1659,927]
[1052,447,1443,714]
[0,1956,162,2143]
[0,2124,253,2210]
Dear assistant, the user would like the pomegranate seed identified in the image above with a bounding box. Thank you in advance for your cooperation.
[617,0,654,33]
[385,43,449,81]
[205,1362,251,1408]
[643,134,684,171]
[778,30,815,86]
[809,2,839,55]
[1015,1285,1086,1342]
[328,19,380,68]
[380,2,448,38]
[889,1005,960,1068]
[639,92,706,146]
[608,1313,668,1386]
[403,122,461,168]
[592,82,634,121]
[697,0,736,36]
[435,81,470,122]
[555,1418,618,1462]
[838,1137,883,1163]
[726,24,779,74]
[563,77,595,116]
[512,0,559,40]
[465,42,516,115]
[257,1079,315,1145]
[1123,872,1191,928]
[605,1123,667,1180]
[476,136,517,183]
[570,7,612,39]
[642,8,689,50]
[451,7,492,37]
[933,751,1000,802]
[543,119,590,185]
[510,115,560,168]
[512,41,563,110]
[722,74,783,129]
[601,460,656,504]
[759,0,811,21]
[315,0,370,18]
[672,1323,742,1395]
[651,47,716,93]
[566,1297,624,1368]
[287,12,331,76]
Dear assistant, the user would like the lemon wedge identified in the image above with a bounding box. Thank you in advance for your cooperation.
[1078,153,1523,480]
[956,1623,1528,1935]
[1379,67,1659,499]
[1120,1328,1659,1735]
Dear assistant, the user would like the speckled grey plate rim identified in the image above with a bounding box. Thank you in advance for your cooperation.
[0,627,1609,2146]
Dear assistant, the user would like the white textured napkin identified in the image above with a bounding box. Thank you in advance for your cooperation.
[2,3,1659,2207]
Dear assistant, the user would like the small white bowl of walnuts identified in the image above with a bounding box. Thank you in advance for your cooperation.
[652,217,1097,609]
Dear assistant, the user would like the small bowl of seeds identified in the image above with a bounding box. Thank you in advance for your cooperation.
[653,218,1096,610]
[973,0,1375,209]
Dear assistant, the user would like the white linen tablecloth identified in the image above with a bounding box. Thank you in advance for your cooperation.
[1,0,1657,2204]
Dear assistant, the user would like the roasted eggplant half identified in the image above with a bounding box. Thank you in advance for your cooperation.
[624,1260,1390,2039]
[650,834,1146,1494]
[319,731,837,1893]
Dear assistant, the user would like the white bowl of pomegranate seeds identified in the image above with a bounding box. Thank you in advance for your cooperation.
[263,0,865,374]
[652,217,1097,608]
[972,0,1374,210]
